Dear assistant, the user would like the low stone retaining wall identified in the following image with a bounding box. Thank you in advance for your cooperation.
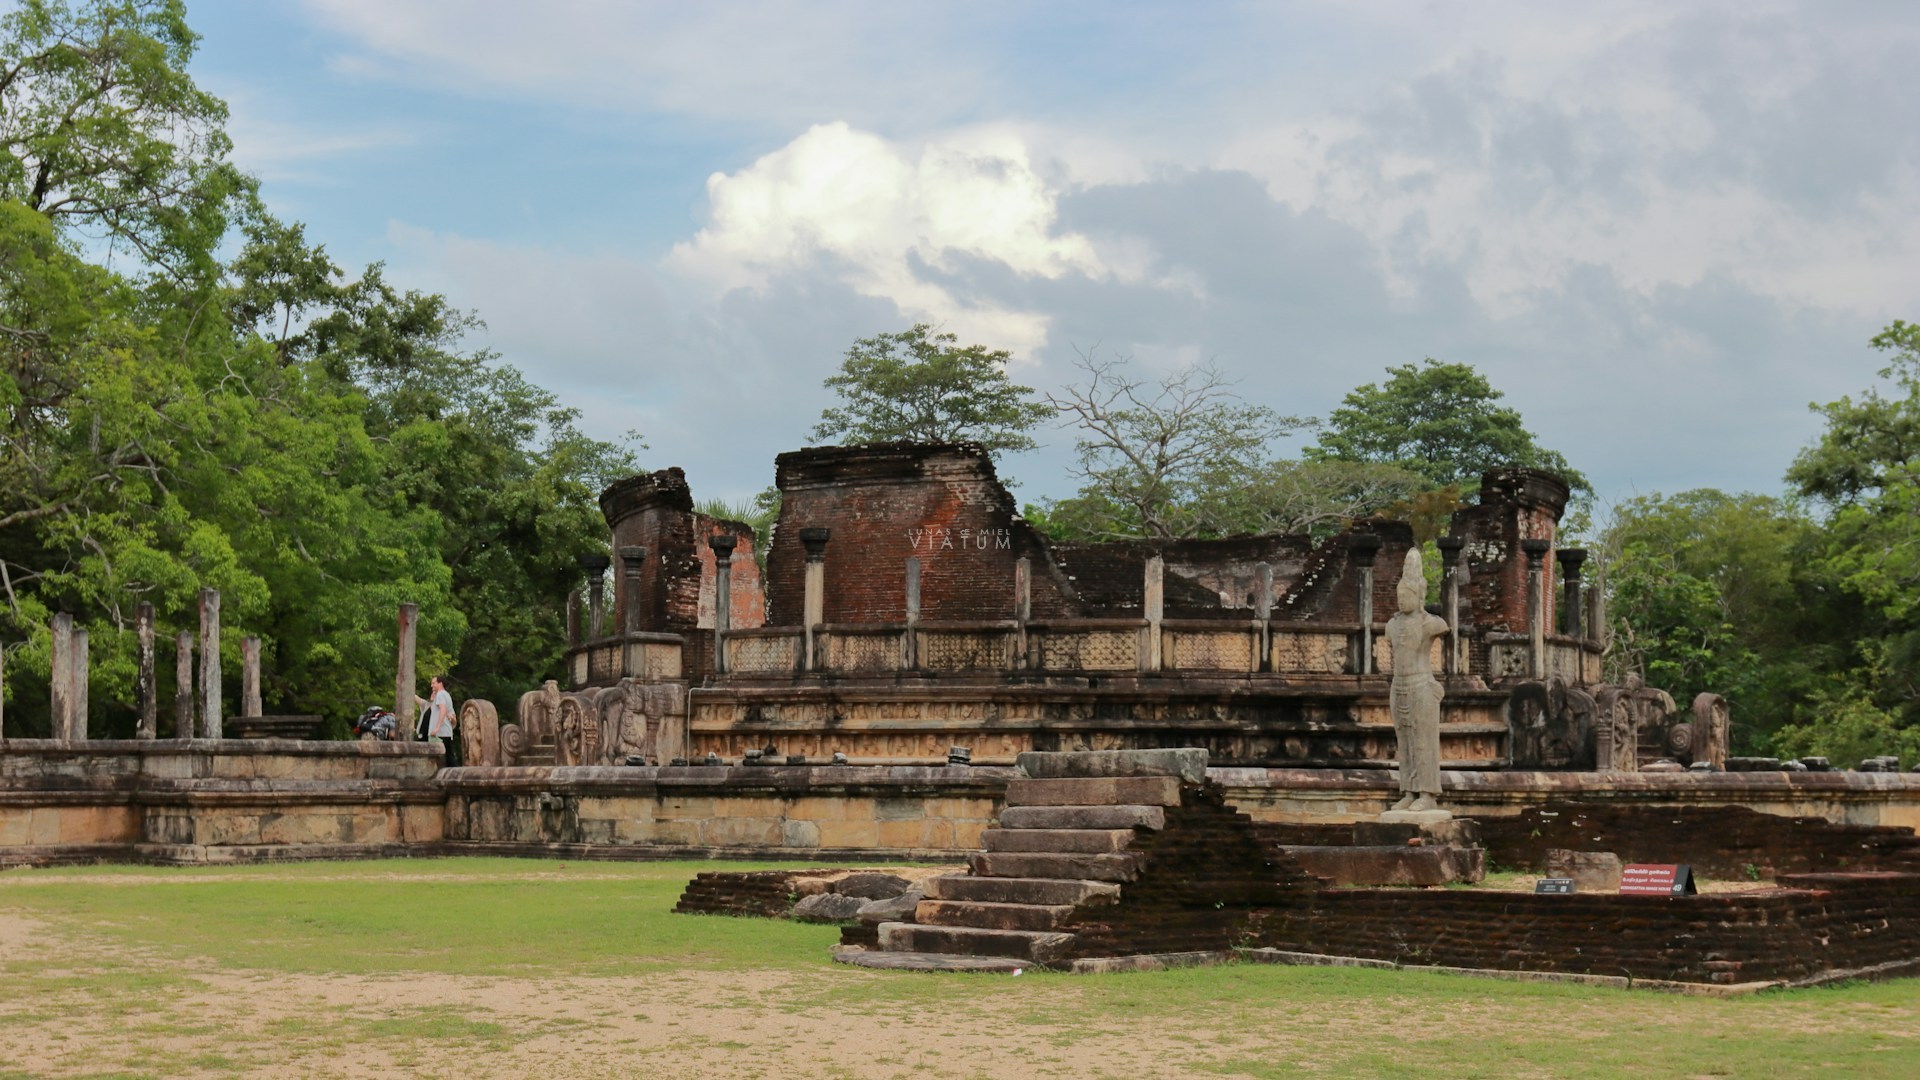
[6,745,1920,866]
[1216,768,1920,830]
[1248,871,1920,987]
[0,739,444,866]
[438,764,1009,861]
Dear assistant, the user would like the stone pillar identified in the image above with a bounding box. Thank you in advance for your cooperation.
[1435,537,1464,676]
[1556,548,1588,638]
[580,553,612,640]
[902,555,920,669]
[565,588,583,646]
[135,602,157,739]
[69,628,89,740]
[49,612,73,739]
[1587,562,1608,647]
[619,545,647,635]
[1014,557,1032,669]
[1142,555,1165,672]
[1521,539,1550,679]
[174,631,195,739]
[0,643,6,742]
[394,602,418,742]
[800,527,830,672]
[1254,561,1274,673]
[198,588,222,738]
[241,636,262,718]
[708,537,733,673]
[1350,535,1383,675]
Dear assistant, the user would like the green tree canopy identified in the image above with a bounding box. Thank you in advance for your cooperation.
[813,324,1054,454]
[1307,358,1588,493]
[0,0,249,285]
[0,0,634,734]
[1784,320,1920,732]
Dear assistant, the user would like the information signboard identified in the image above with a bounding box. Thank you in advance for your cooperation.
[1619,863,1697,895]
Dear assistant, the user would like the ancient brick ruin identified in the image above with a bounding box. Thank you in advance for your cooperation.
[524,440,1716,776]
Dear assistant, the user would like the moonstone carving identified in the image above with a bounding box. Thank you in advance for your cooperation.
[1386,547,1450,813]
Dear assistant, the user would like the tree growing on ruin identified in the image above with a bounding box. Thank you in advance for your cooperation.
[1041,350,1313,540]
[812,324,1054,454]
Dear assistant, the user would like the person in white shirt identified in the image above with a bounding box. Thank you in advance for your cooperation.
[415,674,458,767]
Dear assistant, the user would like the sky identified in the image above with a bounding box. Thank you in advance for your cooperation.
[184,0,1920,512]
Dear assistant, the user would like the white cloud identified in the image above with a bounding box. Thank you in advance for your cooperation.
[667,122,1126,357]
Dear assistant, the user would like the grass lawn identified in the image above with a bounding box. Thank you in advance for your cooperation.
[0,857,1916,1078]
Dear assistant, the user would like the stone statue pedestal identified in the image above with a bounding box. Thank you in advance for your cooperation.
[1360,816,1478,847]
[1377,808,1455,828]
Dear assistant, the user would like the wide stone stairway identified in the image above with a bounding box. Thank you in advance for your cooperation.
[835,748,1318,972]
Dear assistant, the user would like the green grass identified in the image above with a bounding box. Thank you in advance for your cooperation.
[0,857,844,976]
[1,857,1918,1078]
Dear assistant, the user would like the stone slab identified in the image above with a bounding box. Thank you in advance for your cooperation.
[923,875,1122,906]
[831,947,1029,973]
[981,828,1136,854]
[1543,849,1624,892]
[1377,809,1455,826]
[1004,776,1182,808]
[1064,950,1234,974]
[968,851,1141,883]
[915,899,1076,932]
[1016,749,1208,785]
[877,921,1074,962]
[998,805,1166,831]
[1352,819,1482,848]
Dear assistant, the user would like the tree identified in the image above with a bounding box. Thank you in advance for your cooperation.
[0,0,249,285]
[1785,320,1920,731]
[1041,350,1312,540]
[812,324,1053,453]
[0,0,634,733]
[1308,358,1588,492]
[1598,490,1859,754]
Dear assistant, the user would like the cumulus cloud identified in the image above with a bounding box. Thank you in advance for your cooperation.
[666,122,1135,356]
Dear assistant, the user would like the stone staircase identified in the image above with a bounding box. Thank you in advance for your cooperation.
[837,749,1318,972]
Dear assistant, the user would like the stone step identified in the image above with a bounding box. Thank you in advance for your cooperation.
[922,875,1122,906]
[998,805,1167,832]
[968,851,1142,883]
[877,921,1075,963]
[981,828,1138,854]
[914,899,1078,931]
[1004,776,1182,808]
[832,948,1028,973]
[1015,748,1208,783]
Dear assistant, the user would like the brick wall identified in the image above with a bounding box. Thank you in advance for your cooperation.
[1473,802,1920,879]
[599,469,765,679]
[1249,870,1920,985]
[766,443,1079,625]
[1449,469,1569,639]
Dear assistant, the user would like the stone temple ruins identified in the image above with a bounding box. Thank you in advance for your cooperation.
[6,439,1920,987]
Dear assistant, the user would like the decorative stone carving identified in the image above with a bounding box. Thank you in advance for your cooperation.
[1385,547,1450,813]
[498,721,526,766]
[594,678,688,764]
[457,699,500,767]
[554,693,599,767]
[516,680,564,744]
[1506,678,1597,771]
[1692,692,1731,770]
